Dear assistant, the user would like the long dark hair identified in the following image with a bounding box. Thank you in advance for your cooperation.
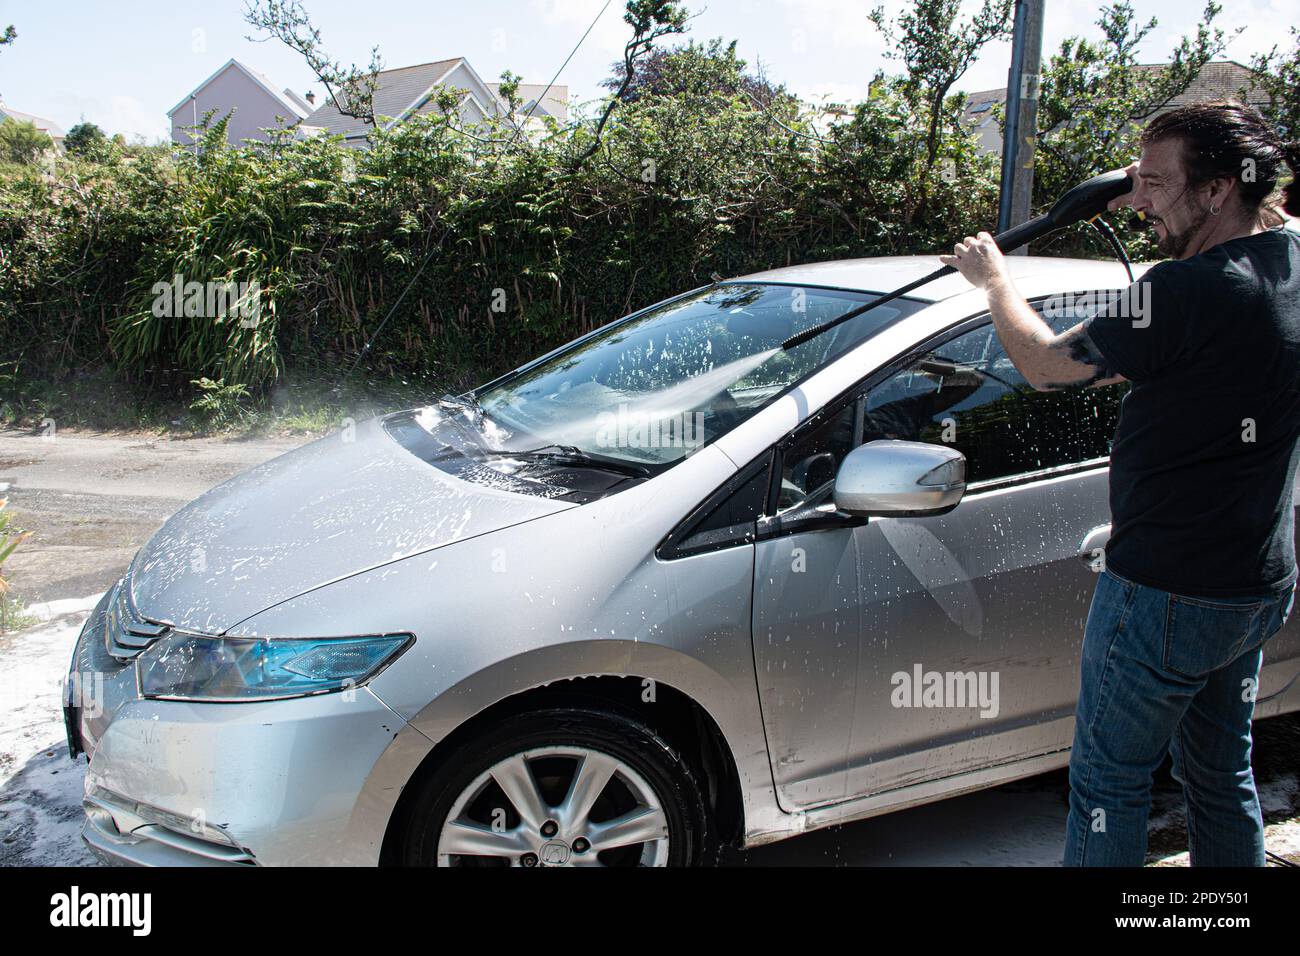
[1141,100,1300,218]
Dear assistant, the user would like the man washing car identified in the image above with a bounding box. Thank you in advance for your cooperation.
[939,101,1300,866]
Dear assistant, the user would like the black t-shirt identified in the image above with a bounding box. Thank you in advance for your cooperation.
[1085,225,1300,598]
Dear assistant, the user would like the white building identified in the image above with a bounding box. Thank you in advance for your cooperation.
[300,58,568,148]
[0,98,66,150]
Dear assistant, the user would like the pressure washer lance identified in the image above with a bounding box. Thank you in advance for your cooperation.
[781,169,1136,351]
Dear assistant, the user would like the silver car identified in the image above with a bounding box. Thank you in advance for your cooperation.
[66,255,1300,866]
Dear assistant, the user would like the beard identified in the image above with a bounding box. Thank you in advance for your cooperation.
[1151,198,1212,258]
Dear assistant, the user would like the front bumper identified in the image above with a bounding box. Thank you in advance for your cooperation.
[69,601,420,867]
[82,786,259,866]
[81,687,410,866]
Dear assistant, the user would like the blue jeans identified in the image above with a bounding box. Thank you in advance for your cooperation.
[1063,567,1295,866]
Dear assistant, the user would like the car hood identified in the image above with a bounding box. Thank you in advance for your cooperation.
[128,415,574,633]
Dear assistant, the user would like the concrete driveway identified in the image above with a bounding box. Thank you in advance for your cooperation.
[0,428,305,605]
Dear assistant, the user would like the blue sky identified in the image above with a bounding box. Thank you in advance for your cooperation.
[1,0,1296,140]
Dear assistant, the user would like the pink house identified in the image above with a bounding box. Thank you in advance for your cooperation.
[168,58,312,147]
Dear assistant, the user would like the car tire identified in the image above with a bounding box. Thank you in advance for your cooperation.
[402,706,718,867]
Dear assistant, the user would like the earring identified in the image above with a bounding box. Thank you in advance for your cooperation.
[1210,204,1221,216]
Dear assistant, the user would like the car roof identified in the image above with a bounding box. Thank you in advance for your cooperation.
[732,254,1149,302]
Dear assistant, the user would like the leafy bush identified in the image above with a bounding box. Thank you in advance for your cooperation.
[2,51,1000,399]
[0,497,32,633]
[64,122,108,157]
[187,377,253,431]
[1,12,1291,407]
[0,119,53,164]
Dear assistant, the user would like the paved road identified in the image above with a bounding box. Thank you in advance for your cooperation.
[0,428,1296,866]
[0,428,305,604]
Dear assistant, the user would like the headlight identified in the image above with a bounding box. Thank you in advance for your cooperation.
[136,632,412,702]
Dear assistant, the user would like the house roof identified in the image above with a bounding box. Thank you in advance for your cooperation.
[1132,60,1267,106]
[0,102,65,139]
[282,88,312,114]
[486,83,570,122]
[302,57,463,140]
[960,59,1269,123]
[167,58,310,121]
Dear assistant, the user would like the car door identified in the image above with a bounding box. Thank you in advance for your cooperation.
[751,395,866,808]
[752,298,1127,811]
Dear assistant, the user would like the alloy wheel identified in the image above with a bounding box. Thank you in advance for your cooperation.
[436,745,671,867]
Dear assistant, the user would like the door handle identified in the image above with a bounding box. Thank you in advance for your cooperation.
[1079,525,1111,568]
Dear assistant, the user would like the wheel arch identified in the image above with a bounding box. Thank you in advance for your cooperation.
[378,671,746,864]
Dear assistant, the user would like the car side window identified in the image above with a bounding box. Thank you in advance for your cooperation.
[862,301,1127,485]
[662,456,772,558]
[776,400,859,512]
[1051,295,1129,465]
[771,293,1131,514]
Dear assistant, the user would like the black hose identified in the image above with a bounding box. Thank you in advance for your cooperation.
[780,214,1053,351]
[782,169,1135,351]
[1086,216,1134,283]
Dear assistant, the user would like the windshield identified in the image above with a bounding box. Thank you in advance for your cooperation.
[463,283,925,468]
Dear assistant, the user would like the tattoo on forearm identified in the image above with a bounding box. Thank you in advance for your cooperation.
[1043,326,1116,389]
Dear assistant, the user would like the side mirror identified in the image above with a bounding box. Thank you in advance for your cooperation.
[833,440,966,517]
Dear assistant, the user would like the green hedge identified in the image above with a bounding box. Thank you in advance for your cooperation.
[0,81,1006,399]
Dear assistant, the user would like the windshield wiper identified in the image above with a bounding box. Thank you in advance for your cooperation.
[474,444,654,479]
[438,392,484,423]
[435,396,653,478]
[433,393,493,449]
